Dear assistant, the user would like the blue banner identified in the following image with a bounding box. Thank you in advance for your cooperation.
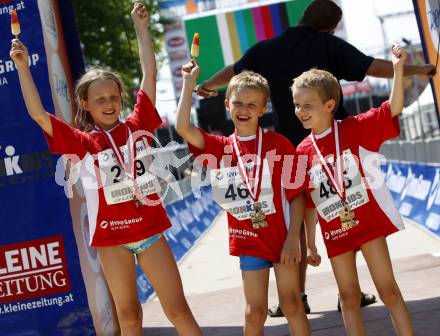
[0,1,94,334]
[382,161,440,238]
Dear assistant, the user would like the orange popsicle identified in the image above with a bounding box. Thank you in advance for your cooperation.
[11,10,21,37]
[191,33,199,58]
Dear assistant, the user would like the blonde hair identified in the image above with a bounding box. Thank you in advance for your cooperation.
[225,71,271,105]
[74,67,127,132]
[291,69,340,113]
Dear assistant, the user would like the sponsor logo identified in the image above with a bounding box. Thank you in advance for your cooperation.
[215,171,223,180]
[322,192,363,216]
[0,145,22,176]
[100,221,109,229]
[0,145,54,189]
[229,228,258,238]
[167,36,185,48]
[0,235,71,303]
[172,66,182,77]
[100,217,143,231]
[328,225,355,238]
[227,201,269,216]
[169,50,188,62]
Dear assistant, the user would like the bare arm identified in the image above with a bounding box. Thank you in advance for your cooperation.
[175,60,205,150]
[280,193,305,264]
[304,208,321,266]
[389,45,408,117]
[367,58,435,78]
[304,208,317,249]
[195,65,235,97]
[132,3,157,104]
[10,39,52,136]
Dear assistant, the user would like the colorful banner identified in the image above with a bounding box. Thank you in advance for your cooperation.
[413,0,440,119]
[383,161,440,238]
[183,0,312,83]
[0,0,97,334]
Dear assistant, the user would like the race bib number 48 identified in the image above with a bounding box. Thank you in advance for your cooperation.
[309,150,369,222]
[211,159,275,220]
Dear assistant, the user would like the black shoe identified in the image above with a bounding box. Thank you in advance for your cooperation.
[267,294,311,317]
[301,293,311,314]
[267,304,284,317]
[337,292,377,312]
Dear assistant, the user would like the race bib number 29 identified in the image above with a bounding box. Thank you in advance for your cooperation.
[97,140,161,205]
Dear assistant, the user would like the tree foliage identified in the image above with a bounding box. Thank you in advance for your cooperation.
[72,0,165,105]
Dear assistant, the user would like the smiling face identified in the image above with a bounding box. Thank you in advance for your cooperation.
[293,87,335,134]
[82,79,122,130]
[225,87,267,137]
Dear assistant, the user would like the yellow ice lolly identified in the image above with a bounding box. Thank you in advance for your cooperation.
[11,10,21,37]
[191,33,199,58]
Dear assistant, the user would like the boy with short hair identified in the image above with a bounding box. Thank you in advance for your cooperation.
[176,60,310,335]
[293,45,413,335]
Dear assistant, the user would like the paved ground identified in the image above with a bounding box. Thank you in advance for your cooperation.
[142,212,440,335]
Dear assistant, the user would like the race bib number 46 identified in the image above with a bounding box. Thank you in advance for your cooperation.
[309,150,369,222]
[211,159,275,220]
[97,140,161,205]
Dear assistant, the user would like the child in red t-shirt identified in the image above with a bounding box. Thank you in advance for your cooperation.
[293,45,413,335]
[176,61,310,335]
[10,3,202,335]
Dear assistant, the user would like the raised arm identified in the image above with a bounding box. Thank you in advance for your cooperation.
[366,57,434,79]
[175,60,205,150]
[131,2,157,104]
[195,65,235,97]
[389,44,408,117]
[10,39,52,136]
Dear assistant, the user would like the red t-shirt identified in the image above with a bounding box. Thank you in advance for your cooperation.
[297,101,405,258]
[189,129,307,263]
[44,90,171,247]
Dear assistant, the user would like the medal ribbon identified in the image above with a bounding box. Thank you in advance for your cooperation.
[232,127,264,202]
[98,125,138,181]
[310,120,347,201]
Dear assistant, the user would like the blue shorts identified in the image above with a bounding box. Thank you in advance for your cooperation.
[239,255,273,271]
[121,233,162,254]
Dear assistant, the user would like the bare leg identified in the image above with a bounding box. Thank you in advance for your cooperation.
[330,250,365,336]
[274,262,310,335]
[242,268,270,336]
[97,246,143,336]
[361,237,413,336]
[299,221,308,293]
[137,237,202,336]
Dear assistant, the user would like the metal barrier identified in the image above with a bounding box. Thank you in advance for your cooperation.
[381,137,440,164]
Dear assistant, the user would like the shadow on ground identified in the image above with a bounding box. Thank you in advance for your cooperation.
[143,296,440,336]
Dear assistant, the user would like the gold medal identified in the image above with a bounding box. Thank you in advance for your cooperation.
[311,120,360,230]
[339,203,359,230]
[251,203,268,229]
[233,128,268,230]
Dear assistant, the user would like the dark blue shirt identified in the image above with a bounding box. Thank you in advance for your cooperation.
[234,26,374,146]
